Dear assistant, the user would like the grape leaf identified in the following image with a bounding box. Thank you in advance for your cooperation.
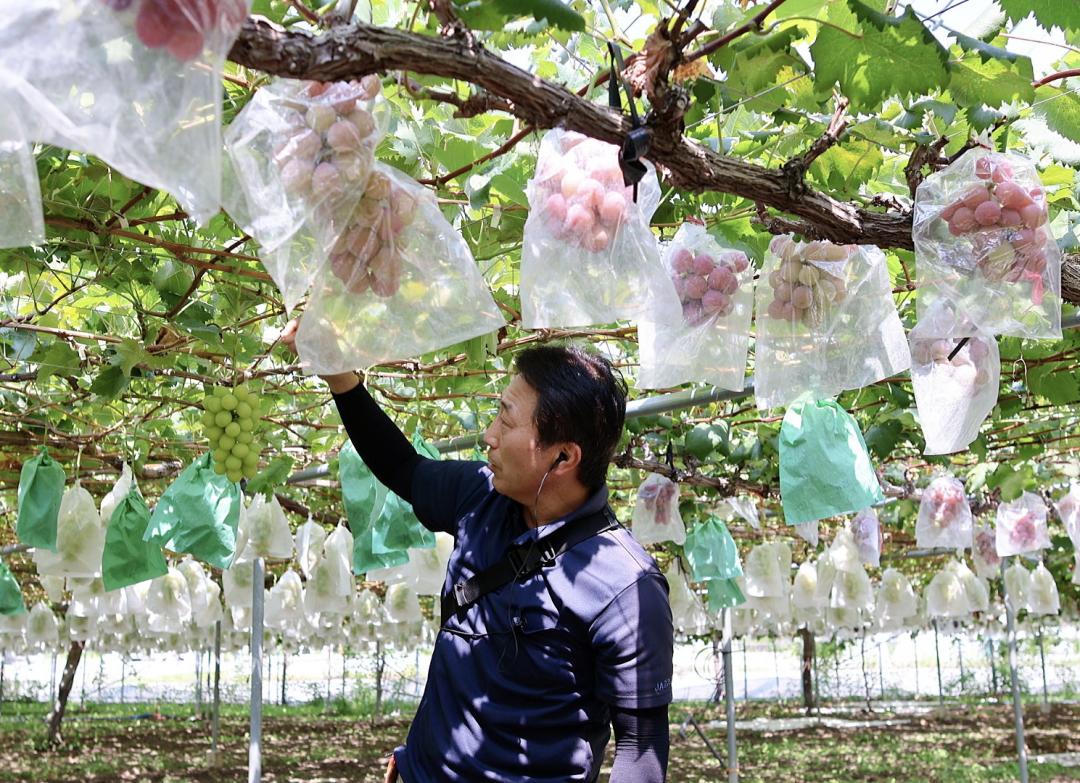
[810,137,884,198]
[810,1,950,110]
[34,342,80,385]
[863,418,904,460]
[1026,364,1080,404]
[948,35,1035,107]
[245,456,295,499]
[453,0,584,31]
[90,364,129,399]
[996,0,1080,31]
[1033,85,1080,143]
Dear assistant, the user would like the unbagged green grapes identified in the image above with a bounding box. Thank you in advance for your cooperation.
[202,385,262,483]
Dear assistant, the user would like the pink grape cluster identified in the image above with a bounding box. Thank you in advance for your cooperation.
[328,169,419,298]
[640,479,678,527]
[938,154,1050,304]
[274,78,381,205]
[99,0,247,62]
[974,527,1000,569]
[764,237,851,327]
[534,133,637,253]
[669,246,748,326]
[1007,511,1040,550]
[926,480,967,530]
[910,335,992,387]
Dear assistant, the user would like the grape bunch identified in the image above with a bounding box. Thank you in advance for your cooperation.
[925,480,966,530]
[533,132,638,253]
[639,479,678,526]
[327,167,419,298]
[274,78,382,206]
[98,0,248,62]
[201,386,261,483]
[974,527,1000,569]
[763,237,851,328]
[668,246,748,326]
[910,335,992,387]
[937,154,1050,304]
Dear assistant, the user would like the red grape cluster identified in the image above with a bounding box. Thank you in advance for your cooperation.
[99,0,247,62]
[669,246,748,326]
[639,479,678,526]
[910,335,992,387]
[925,479,967,530]
[327,168,419,298]
[764,237,851,327]
[938,154,1050,304]
[533,132,638,253]
[974,527,1000,570]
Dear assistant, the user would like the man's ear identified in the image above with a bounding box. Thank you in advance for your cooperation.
[552,443,582,472]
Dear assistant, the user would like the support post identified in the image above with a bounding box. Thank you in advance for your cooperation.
[877,642,885,700]
[956,637,966,696]
[281,653,287,707]
[120,657,125,705]
[1036,624,1049,707]
[913,632,920,698]
[374,640,385,724]
[988,639,998,698]
[741,639,748,701]
[195,650,203,719]
[798,628,815,715]
[248,557,265,783]
[770,638,781,702]
[45,641,85,747]
[211,620,222,761]
[860,629,872,711]
[1,657,5,715]
[722,608,738,783]
[933,620,944,705]
[812,639,821,718]
[1002,558,1029,783]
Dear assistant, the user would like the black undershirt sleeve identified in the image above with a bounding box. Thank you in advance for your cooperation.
[331,383,422,502]
[609,703,669,783]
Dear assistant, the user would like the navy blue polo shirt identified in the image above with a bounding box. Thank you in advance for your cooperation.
[394,459,673,783]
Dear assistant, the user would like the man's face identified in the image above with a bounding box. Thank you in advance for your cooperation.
[482,375,557,503]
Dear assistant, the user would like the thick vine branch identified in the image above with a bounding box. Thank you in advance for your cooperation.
[226,16,1080,304]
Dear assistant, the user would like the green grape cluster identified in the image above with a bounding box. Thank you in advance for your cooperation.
[201,385,261,483]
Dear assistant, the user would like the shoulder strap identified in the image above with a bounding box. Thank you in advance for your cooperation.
[440,506,619,624]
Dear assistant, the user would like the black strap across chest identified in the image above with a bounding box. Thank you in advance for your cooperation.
[440,506,620,624]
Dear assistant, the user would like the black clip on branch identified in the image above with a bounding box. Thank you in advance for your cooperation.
[607,41,651,203]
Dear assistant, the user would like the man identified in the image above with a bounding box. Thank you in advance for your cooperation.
[284,323,673,782]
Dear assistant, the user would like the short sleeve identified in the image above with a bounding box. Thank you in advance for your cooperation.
[590,572,674,709]
[410,459,492,536]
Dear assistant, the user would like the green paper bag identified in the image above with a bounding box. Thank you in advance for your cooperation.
[144,453,241,570]
[705,577,745,612]
[16,447,66,552]
[0,561,27,615]
[779,398,884,526]
[102,489,168,591]
[371,491,436,555]
[684,517,742,582]
[340,441,405,574]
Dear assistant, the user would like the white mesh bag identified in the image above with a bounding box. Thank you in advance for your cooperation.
[916,475,973,549]
[995,492,1049,557]
[743,541,791,599]
[850,508,881,568]
[1027,562,1059,616]
[631,473,685,546]
[34,482,105,578]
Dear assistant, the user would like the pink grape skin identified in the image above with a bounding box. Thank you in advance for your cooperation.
[701,290,730,315]
[791,286,813,309]
[994,181,1030,210]
[1024,251,1047,274]
[305,81,330,98]
[951,207,977,233]
[1000,208,1022,227]
[973,200,1002,227]
[975,157,992,180]
[962,185,991,209]
[773,282,793,303]
[564,203,594,237]
[279,157,314,194]
[991,161,1014,183]
[598,191,626,227]
[135,3,171,47]
[560,170,584,201]
[968,339,988,363]
[326,120,363,153]
[683,301,705,326]
[692,254,716,276]
[941,201,960,221]
[311,162,343,197]
[543,193,567,227]
[1020,202,1046,229]
[731,253,749,273]
[779,301,797,322]
[583,228,610,253]
[684,275,708,299]
[166,29,203,60]
[766,299,786,320]
[707,266,734,292]
[671,248,694,274]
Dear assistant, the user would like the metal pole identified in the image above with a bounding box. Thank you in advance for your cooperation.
[249,557,265,783]
[1036,624,1049,707]
[120,658,125,705]
[80,650,87,706]
[913,632,920,698]
[50,652,57,701]
[933,620,944,704]
[988,639,998,698]
[722,608,738,783]
[1002,557,1029,783]
[771,639,780,701]
[741,639,748,701]
[281,653,287,707]
[212,620,222,758]
[956,637,966,696]
[0,657,5,715]
[877,642,885,700]
[195,650,203,718]
[812,641,820,717]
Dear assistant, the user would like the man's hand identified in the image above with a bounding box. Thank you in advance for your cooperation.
[383,754,400,783]
[280,317,361,394]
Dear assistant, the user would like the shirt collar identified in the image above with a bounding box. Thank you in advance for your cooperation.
[511,484,610,545]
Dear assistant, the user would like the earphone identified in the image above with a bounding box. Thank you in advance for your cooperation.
[550,451,568,470]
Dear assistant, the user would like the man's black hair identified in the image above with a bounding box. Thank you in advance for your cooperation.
[514,343,627,492]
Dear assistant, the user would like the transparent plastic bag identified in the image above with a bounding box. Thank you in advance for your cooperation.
[755,238,910,410]
[1072,551,1080,587]
[795,520,819,548]
[814,555,835,604]
[925,561,972,618]
[0,0,250,224]
[384,582,422,624]
[878,568,917,621]
[910,302,1000,455]
[33,483,105,579]
[995,492,1049,557]
[954,560,989,613]
[915,475,973,549]
[404,532,454,596]
[850,508,881,568]
[0,110,44,248]
[743,541,791,599]
[631,473,685,545]
[100,463,135,525]
[240,494,294,561]
[828,528,862,575]
[1027,562,1059,616]
[520,129,679,328]
[1054,484,1080,550]
[265,569,305,630]
[913,149,1061,339]
[972,522,1001,579]
[295,163,505,373]
[222,559,254,610]
[1003,561,1031,613]
[664,561,709,635]
[223,76,384,310]
[26,602,60,647]
[178,557,221,628]
[145,568,192,633]
[829,566,873,612]
[302,524,353,617]
[637,223,752,391]
[294,517,326,579]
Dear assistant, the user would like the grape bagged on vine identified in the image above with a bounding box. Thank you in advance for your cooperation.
[753,236,910,410]
[913,149,1061,339]
[915,474,973,549]
[637,222,754,392]
[994,491,1050,557]
[520,129,680,328]
[630,473,685,546]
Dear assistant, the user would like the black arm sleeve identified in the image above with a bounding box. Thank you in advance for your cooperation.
[609,704,669,783]
[331,383,423,502]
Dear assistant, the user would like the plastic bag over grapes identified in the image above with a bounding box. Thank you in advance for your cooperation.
[909,301,1000,455]
[520,129,680,328]
[915,474,973,550]
[295,163,505,374]
[638,222,754,391]
[913,149,1061,339]
[630,473,685,546]
[754,237,910,410]
[0,0,251,224]
[0,110,44,249]
[223,76,386,311]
